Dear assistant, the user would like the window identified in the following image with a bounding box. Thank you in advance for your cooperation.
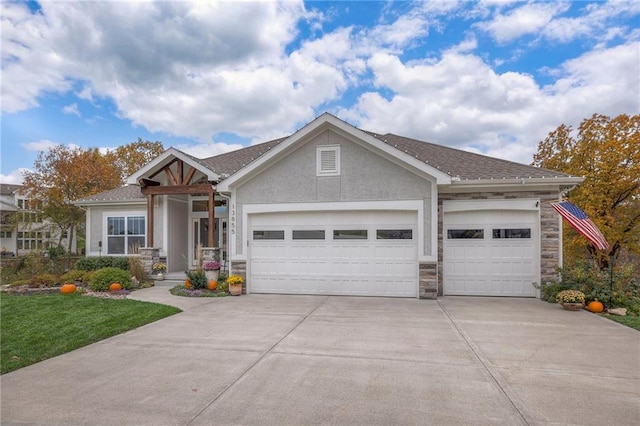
[107,215,145,254]
[447,229,484,239]
[333,230,367,240]
[492,228,531,239]
[293,230,325,240]
[377,229,413,239]
[253,230,285,240]
[0,231,11,238]
[316,145,340,176]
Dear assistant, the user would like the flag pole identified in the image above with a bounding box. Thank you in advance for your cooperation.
[609,253,614,310]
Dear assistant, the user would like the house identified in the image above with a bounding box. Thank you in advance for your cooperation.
[75,113,583,298]
[0,183,77,256]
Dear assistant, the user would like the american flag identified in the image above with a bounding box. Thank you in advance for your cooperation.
[551,201,609,251]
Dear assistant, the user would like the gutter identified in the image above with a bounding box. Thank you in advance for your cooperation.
[440,176,584,190]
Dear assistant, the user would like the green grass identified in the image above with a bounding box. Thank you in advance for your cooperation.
[0,293,181,374]
[603,314,640,331]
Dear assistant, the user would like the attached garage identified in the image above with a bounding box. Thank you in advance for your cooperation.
[443,200,540,297]
[248,210,418,297]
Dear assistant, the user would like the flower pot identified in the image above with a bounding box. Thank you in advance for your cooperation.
[561,302,583,311]
[205,270,219,282]
[156,272,164,281]
[229,283,242,296]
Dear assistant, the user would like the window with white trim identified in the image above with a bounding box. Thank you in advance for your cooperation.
[316,145,340,176]
[107,215,145,254]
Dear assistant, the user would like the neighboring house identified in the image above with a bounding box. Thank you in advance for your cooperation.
[0,183,77,256]
[75,113,583,299]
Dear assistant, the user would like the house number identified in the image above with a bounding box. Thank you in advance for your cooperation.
[231,204,236,235]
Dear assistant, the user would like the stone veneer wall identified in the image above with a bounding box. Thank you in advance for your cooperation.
[419,262,438,299]
[230,260,247,294]
[139,247,160,277]
[437,190,562,297]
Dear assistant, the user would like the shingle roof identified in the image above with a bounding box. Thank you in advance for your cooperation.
[370,133,571,180]
[0,183,22,195]
[74,184,145,203]
[75,127,575,203]
[200,137,288,176]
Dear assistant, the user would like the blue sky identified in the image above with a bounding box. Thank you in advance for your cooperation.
[2,0,639,184]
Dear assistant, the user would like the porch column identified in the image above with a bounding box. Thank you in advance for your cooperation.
[208,189,215,247]
[147,194,154,247]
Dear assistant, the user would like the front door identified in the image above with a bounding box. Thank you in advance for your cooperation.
[191,217,226,266]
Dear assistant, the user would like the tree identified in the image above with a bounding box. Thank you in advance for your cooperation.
[20,139,164,254]
[22,146,122,254]
[532,113,640,267]
[107,138,164,183]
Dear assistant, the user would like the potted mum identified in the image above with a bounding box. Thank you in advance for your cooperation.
[227,274,244,296]
[556,289,585,311]
[152,262,167,280]
[202,260,221,282]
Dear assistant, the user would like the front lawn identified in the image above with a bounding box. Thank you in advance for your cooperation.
[0,293,181,374]
[603,314,640,331]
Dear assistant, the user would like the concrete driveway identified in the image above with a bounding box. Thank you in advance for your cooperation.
[2,289,639,425]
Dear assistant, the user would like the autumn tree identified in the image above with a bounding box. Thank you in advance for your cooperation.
[532,113,640,266]
[22,146,122,254]
[107,138,164,183]
[21,140,164,254]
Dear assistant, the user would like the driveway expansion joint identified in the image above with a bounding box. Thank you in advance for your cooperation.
[437,300,531,426]
[185,295,330,425]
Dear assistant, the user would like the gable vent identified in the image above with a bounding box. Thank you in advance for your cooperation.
[316,145,340,176]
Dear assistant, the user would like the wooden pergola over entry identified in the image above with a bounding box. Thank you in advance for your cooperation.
[139,158,216,248]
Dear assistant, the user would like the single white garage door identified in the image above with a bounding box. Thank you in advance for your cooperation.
[444,209,538,297]
[249,210,417,297]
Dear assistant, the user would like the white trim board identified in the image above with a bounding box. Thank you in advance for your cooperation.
[231,200,435,262]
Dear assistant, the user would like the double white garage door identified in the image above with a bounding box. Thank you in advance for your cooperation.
[249,210,417,297]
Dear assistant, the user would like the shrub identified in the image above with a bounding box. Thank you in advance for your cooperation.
[60,269,89,283]
[8,279,30,287]
[29,273,59,288]
[47,245,66,259]
[88,267,132,292]
[76,257,129,272]
[22,252,49,276]
[185,269,207,290]
[546,261,640,315]
[217,280,229,293]
[128,256,147,282]
[169,284,228,297]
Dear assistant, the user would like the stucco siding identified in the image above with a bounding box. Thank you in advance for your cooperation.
[234,129,433,256]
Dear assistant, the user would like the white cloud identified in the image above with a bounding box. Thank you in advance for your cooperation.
[342,41,639,165]
[21,139,59,152]
[476,2,570,43]
[63,103,80,117]
[1,0,638,169]
[0,168,29,185]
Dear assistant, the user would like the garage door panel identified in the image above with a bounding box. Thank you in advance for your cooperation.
[249,210,418,297]
[444,209,538,297]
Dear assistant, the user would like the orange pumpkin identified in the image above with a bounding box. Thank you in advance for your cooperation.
[185,278,192,288]
[110,282,122,292]
[587,300,604,313]
[60,283,76,294]
[208,280,218,291]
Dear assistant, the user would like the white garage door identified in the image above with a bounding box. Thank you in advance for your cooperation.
[444,210,538,297]
[249,210,417,297]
